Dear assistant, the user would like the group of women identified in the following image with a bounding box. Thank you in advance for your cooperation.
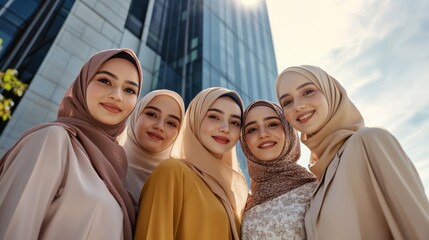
[0,48,428,240]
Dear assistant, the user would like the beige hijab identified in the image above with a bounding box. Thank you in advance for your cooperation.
[276,65,365,179]
[170,87,249,239]
[0,49,142,240]
[120,89,185,202]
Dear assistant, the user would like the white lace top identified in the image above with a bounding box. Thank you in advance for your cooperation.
[241,182,317,240]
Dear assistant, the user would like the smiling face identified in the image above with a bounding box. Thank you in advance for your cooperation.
[199,96,242,159]
[135,95,182,154]
[86,57,140,125]
[277,71,329,135]
[244,106,285,161]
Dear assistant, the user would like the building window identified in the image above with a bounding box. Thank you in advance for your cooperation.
[125,0,150,38]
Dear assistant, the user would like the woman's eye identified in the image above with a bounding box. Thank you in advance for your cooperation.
[98,78,111,85]
[124,88,136,94]
[268,122,280,128]
[167,121,178,128]
[231,121,241,127]
[208,115,219,120]
[282,99,292,107]
[145,112,157,118]
[246,127,257,134]
[303,89,315,96]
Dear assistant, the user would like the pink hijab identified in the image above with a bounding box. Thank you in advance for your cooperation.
[0,48,142,240]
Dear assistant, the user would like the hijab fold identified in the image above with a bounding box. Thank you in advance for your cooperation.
[0,48,142,240]
[170,87,249,239]
[120,90,185,202]
[240,100,316,211]
[276,65,364,179]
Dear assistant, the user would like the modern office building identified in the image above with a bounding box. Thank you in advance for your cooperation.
[0,0,277,178]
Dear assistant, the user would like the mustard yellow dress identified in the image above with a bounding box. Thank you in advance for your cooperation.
[134,159,235,239]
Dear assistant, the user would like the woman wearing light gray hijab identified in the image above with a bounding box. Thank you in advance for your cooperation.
[119,89,185,203]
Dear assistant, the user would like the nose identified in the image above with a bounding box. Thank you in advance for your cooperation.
[293,98,306,112]
[153,120,164,132]
[258,127,270,139]
[109,87,122,101]
[218,121,230,133]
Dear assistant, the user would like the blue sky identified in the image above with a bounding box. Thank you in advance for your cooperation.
[265,0,429,194]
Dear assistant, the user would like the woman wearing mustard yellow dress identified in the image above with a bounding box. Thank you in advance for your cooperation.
[134,87,249,240]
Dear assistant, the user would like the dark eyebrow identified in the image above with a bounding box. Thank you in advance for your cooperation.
[244,116,280,129]
[208,108,241,121]
[146,106,181,122]
[97,70,117,79]
[279,82,314,101]
[96,70,140,88]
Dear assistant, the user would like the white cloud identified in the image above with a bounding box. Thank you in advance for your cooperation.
[266,0,429,195]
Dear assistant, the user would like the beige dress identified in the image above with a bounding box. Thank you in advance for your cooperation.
[0,126,123,240]
[305,127,429,240]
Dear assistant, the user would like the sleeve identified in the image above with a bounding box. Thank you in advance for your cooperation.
[134,159,189,240]
[0,126,70,239]
[357,127,429,239]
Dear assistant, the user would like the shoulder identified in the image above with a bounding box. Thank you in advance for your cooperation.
[150,159,195,179]
[26,125,70,140]
[155,158,190,172]
[348,127,397,146]
[15,125,72,149]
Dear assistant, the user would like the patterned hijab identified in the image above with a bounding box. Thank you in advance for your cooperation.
[170,87,249,240]
[240,100,316,211]
[0,48,142,240]
[276,65,365,179]
[120,89,185,202]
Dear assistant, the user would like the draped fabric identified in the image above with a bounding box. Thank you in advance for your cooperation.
[240,100,316,211]
[120,89,184,202]
[276,65,364,178]
[170,87,249,239]
[0,48,142,240]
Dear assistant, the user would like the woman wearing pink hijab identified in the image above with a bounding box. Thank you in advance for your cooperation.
[0,49,142,240]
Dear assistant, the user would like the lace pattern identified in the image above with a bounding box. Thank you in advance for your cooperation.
[241,182,317,240]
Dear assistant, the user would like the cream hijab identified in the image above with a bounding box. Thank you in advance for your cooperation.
[171,87,249,239]
[120,90,185,202]
[276,65,365,179]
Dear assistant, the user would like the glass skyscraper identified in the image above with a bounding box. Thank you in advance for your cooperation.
[125,0,277,105]
[0,0,277,178]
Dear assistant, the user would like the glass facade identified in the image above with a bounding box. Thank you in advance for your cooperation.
[127,0,277,106]
[0,0,74,133]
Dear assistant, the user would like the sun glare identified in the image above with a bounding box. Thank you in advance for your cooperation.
[239,0,260,8]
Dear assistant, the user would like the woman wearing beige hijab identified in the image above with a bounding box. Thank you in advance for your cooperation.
[0,49,142,240]
[119,89,185,202]
[134,87,249,240]
[240,100,316,240]
[276,65,429,240]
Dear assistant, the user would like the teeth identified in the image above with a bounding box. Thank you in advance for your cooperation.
[260,142,275,148]
[299,112,313,121]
